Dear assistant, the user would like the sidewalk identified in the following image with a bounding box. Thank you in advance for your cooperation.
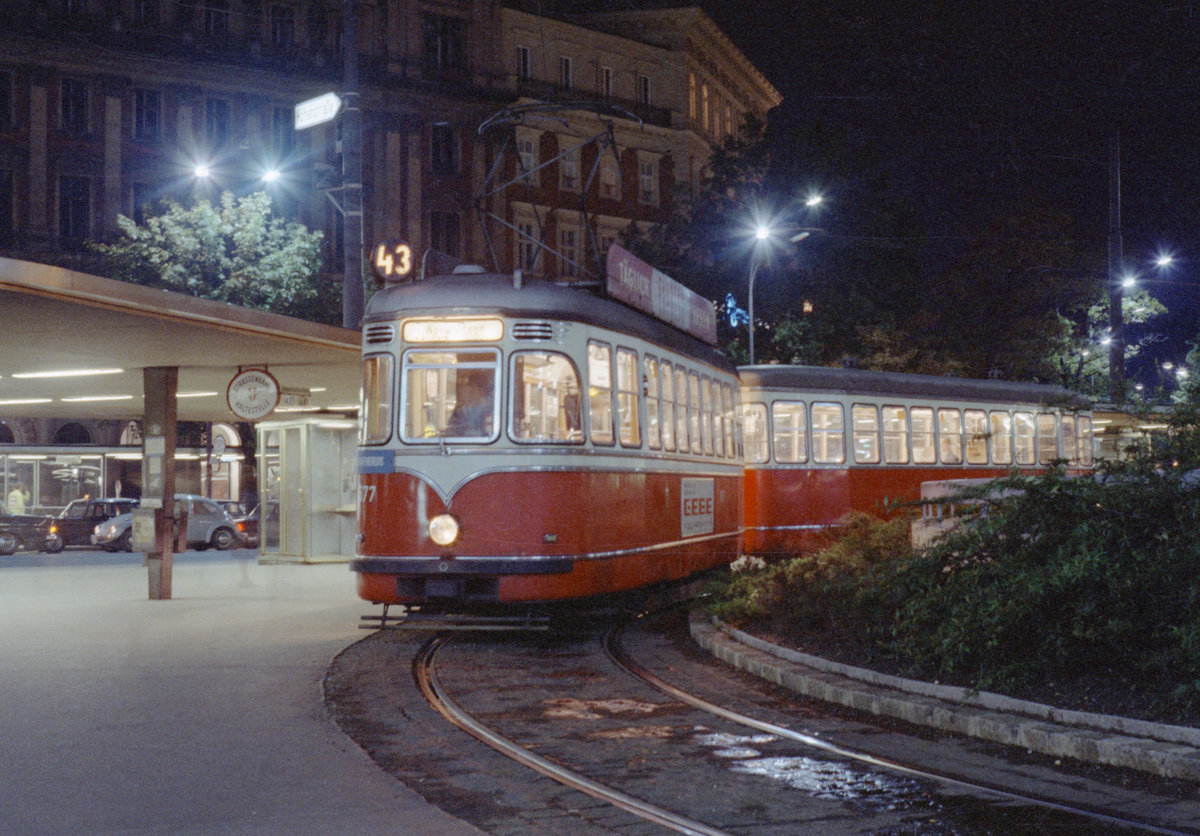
[0,553,483,836]
[692,614,1200,782]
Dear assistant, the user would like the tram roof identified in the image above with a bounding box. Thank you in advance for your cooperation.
[738,365,1091,410]
[367,270,735,373]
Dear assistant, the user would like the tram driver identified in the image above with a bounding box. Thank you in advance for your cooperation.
[447,372,494,437]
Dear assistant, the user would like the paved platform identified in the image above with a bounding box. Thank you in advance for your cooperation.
[692,614,1200,782]
[0,552,484,836]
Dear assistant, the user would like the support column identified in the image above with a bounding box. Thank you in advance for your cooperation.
[142,367,178,600]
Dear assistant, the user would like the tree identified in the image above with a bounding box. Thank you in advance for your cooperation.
[95,192,334,323]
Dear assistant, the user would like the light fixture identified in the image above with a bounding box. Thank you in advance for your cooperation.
[60,395,135,403]
[13,368,124,379]
[0,398,53,405]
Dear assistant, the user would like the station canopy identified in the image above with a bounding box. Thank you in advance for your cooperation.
[0,258,361,423]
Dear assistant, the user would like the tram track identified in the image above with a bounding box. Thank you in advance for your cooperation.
[400,607,1200,836]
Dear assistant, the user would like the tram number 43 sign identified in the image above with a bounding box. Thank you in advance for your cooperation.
[681,478,714,537]
[373,240,413,283]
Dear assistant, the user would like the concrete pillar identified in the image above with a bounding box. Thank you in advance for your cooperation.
[142,367,178,601]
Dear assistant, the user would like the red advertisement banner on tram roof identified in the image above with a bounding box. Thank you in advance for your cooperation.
[605,245,718,345]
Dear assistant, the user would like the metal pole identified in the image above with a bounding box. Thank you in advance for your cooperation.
[341,0,364,329]
[1107,129,1125,401]
[748,254,760,365]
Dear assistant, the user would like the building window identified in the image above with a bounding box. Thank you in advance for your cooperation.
[701,83,710,132]
[599,154,620,200]
[134,0,158,25]
[431,123,457,176]
[559,227,579,277]
[516,45,531,81]
[0,72,11,129]
[61,79,88,134]
[205,98,230,148]
[637,74,651,106]
[516,134,537,183]
[558,56,572,90]
[688,72,696,120]
[133,89,160,142]
[0,169,13,245]
[64,0,86,15]
[430,211,460,256]
[270,4,295,47]
[600,66,613,100]
[271,106,294,155]
[516,221,539,272]
[131,182,157,225]
[423,15,466,71]
[58,175,90,241]
[638,157,658,205]
[559,145,579,192]
[204,0,229,37]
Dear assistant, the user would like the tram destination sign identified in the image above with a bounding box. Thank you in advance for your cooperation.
[606,245,717,345]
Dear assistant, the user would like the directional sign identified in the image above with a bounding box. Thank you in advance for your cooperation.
[294,92,342,131]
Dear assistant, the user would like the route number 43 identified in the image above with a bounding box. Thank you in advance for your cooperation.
[372,240,413,282]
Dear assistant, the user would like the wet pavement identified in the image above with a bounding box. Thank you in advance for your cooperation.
[0,550,483,836]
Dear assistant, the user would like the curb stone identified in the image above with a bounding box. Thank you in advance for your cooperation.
[690,613,1200,782]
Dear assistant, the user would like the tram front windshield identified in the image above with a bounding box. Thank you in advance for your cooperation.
[402,350,499,441]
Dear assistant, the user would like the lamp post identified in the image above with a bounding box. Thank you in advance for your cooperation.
[748,225,769,364]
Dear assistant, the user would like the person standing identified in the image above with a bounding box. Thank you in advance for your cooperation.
[7,482,28,514]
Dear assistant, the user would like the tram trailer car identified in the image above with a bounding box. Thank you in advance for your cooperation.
[353,266,744,607]
[739,365,1094,555]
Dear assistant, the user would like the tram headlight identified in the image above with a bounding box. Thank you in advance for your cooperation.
[428,514,460,547]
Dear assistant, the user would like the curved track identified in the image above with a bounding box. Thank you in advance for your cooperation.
[404,612,1198,835]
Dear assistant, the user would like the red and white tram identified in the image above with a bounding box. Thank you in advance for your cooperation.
[353,262,743,607]
[739,365,1094,555]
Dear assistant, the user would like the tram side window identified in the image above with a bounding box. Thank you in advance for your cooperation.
[1078,415,1094,466]
[660,361,676,451]
[645,356,662,449]
[402,350,499,441]
[511,352,582,443]
[700,377,714,455]
[724,383,737,458]
[938,408,963,464]
[1062,414,1077,464]
[852,404,880,464]
[1037,413,1058,463]
[616,347,641,447]
[743,402,769,463]
[911,407,936,464]
[990,411,1013,465]
[712,381,725,457]
[675,366,690,453]
[361,354,394,445]
[964,409,988,464]
[1014,411,1035,465]
[772,401,807,463]
[882,406,908,464]
[688,372,703,454]
[588,341,614,445]
[811,402,845,464]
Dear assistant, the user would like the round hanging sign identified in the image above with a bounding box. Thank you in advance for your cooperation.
[226,368,280,421]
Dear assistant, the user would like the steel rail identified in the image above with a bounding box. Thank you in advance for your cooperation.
[412,633,732,836]
[604,618,1197,836]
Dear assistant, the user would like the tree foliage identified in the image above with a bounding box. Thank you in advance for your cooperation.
[95,192,334,322]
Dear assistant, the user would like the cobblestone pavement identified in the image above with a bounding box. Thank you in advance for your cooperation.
[326,611,1200,834]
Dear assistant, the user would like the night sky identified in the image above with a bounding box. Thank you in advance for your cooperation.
[700,1,1200,367]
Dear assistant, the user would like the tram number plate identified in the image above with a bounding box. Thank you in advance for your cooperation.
[681,478,714,537]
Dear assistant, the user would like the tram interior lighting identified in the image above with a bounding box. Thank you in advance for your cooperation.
[13,368,124,379]
[61,395,135,402]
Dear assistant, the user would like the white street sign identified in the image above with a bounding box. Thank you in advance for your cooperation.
[294,92,342,131]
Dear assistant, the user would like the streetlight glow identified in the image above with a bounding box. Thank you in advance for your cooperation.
[262,169,281,183]
[804,193,824,208]
[755,225,770,241]
[194,164,211,179]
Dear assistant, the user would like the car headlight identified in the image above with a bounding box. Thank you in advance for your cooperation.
[428,514,460,547]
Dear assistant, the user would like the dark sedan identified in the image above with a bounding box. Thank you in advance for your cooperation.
[44,498,139,553]
[0,505,51,555]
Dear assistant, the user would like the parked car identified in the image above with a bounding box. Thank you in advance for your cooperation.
[0,504,52,555]
[91,494,244,552]
[44,498,139,553]
[229,504,259,549]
